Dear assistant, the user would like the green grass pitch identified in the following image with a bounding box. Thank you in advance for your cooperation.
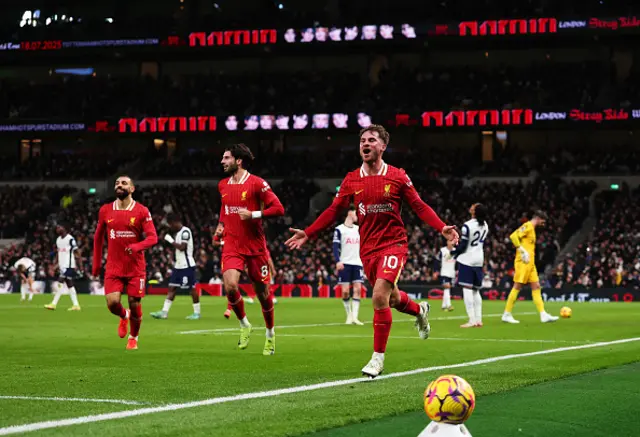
[0,295,638,436]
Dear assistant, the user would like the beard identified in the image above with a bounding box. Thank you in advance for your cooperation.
[115,188,129,200]
[224,162,239,174]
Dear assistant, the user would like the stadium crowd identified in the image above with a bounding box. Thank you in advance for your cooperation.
[552,186,640,289]
[1,175,602,289]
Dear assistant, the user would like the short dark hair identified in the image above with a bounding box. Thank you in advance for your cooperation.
[117,175,134,186]
[474,203,488,224]
[167,213,181,224]
[533,210,548,220]
[359,124,390,145]
[225,143,255,166]
[57,220,70,230]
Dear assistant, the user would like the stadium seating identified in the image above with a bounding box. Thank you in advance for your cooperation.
[0,177,598,286]
[557,187,640,289]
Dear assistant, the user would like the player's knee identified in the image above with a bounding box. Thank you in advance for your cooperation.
[341,289,350,299]
[371,290,389,308]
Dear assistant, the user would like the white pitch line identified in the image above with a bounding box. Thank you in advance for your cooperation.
[0,396,147,406]
[206,332,586,344]
[177,312,538,335]
[1,336,638,436]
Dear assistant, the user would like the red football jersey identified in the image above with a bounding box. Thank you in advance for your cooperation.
[92,200,158,277]
[219,171,284,256]
[305,162,446,259]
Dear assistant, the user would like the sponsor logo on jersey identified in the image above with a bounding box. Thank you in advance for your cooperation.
[225,206,246,215]
[111,230,137,239]
[355,189,364,195]
[107,219,114,223]
[366,203,394,214]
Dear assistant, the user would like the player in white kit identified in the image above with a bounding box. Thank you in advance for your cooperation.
[333,207,364,325]
[45,221,82,311]
[14,256,36,302]
[151,213,201,320]
[453,203,489,328]
[437,240,456,311]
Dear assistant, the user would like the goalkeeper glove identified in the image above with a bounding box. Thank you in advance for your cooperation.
[518,247,530,264]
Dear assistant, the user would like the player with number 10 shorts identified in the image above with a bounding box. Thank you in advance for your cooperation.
[286,125,458,378]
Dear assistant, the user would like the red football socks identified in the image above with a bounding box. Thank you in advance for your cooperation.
[261,297,275,329]
[396,290,420,317]
[130,305,142,337]
[109,302,127,318]
[373,307,392,353]
[228,291,246,320]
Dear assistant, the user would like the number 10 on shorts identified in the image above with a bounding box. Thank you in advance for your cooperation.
[383,255,399,270]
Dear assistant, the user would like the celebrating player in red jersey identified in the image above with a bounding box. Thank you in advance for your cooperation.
[92,176,158,350]
[218,143,285,355]
[286,125,458,378]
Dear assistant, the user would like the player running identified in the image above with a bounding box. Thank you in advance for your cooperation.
[45,221,82,311]
[286,125,458,378]
[217,144,285,355]
[502,210,559,324]
[151,213,201,320]
[453,203,488,328]
[14,256,36,302]
[436,240,456,312]
[92,175,158,350]
[333,206,364,325]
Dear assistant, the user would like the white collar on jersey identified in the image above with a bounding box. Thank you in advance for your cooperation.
[113,200,136,211]
[360,161,388,177]
[228,170,251,185]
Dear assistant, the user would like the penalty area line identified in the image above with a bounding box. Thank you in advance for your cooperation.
[0,337,638,435]
[0,396,148,406]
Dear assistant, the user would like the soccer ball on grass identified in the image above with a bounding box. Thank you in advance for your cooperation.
[424,375,475,424]
[560,306,572,318]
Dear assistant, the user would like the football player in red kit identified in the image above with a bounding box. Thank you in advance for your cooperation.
[217,143,285,355]
[92,176,158,350]
[286,125,458,377]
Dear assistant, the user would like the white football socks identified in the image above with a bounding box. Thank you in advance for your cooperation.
[162,299,173,313]
[473,290,482,324]
[343,298,352,318]
[193,302,201,315]
[52,283,64,305]
[352,298,360,320]
[463,288,476,324]
[442,287,451,308]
